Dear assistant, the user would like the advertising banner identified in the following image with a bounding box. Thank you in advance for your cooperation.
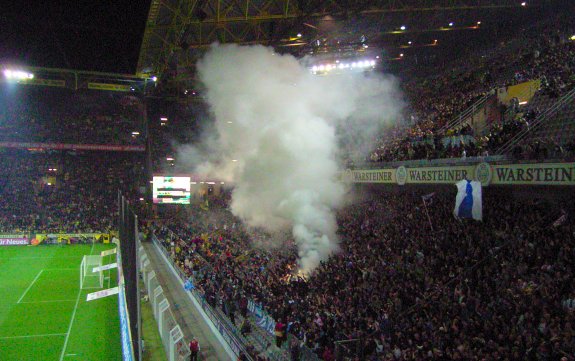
[485,163,575,186]
[248,300,276,335]
[87,286,120,301]
[343,169,396,184]
[101,248,118,257]
[345,162,575,186]
[400,165,474,184]
[87,82,132,92]
[0,235,29,246]
[0,142,144,152]
[92,263,118,273]
[344,165,473,185]
[36,233,108,245]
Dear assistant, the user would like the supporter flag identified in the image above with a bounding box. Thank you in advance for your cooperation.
[454,180,482,221]
[552,211,567,227]
[200,199,209,211]
[421,192,435,205]
[184,278,195,291]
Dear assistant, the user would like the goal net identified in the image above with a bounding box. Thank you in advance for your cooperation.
[80,255,104,289]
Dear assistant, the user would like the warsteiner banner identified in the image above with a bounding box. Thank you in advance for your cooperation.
[344,162,575,186]
[487,163,575,185]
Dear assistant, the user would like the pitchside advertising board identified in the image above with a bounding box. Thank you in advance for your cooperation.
[0,233,111,246]
[344,162,575,186]
[152,176,191,204]
[0,235,29,246]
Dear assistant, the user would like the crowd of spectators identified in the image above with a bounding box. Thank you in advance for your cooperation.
[368,21,575,163]
[151,188,574,360]
[0,87,144,146]
[0,149,144,233]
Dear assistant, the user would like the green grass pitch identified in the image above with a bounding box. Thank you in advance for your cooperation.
[0,243,122,361]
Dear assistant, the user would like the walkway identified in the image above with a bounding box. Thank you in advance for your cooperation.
[142,241,233,361]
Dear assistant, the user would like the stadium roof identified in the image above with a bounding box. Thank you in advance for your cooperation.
[135,0,530,78]
[0,0,553,89]
[0,0,150,73]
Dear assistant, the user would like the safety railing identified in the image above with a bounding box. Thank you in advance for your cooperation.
[437,90,495,135]
[150,236,257,361]
[496,86,575,155]
[138,243,190,361]
[153,232,320,361]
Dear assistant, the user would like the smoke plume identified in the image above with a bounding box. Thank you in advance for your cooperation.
[184,44,402,273]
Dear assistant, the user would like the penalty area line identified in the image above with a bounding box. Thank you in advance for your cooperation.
[59,243,93,361]
[59,287,82,361]
[17,270,43,304]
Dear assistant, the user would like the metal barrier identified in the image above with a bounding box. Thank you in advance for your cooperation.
[150,237,257,361]
[154,232,320,361]
[138,243,190,361]
[496,86,575,154]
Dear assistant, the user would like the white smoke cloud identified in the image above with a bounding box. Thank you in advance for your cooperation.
[183,44,403,273]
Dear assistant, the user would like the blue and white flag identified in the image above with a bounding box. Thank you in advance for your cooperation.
[422,192,435,205]
[184,278,195,291]
[454,180,482,221]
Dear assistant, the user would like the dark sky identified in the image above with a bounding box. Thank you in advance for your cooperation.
[0,1,151,74]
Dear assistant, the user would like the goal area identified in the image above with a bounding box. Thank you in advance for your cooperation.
[80,255,104,289]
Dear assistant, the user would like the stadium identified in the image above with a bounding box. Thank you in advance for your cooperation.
[0,0,574,360]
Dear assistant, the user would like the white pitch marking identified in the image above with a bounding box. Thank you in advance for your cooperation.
[17,270,43,304]
[0,256,82,260]
[20,299,76,304]
[59,241,95,361]
[59,288,82,361]
[0,333,66,339]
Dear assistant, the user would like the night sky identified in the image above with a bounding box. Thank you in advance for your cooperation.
[0,1,151,73]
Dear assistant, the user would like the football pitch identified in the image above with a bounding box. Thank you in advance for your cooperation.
[0,244,122,361]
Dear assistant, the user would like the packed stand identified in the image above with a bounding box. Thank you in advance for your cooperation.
[151,188,574,360]
[369,20,575,163]
[0,87,144,146]
[0,149,144,233]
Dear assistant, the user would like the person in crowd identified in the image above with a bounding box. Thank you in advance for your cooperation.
[189,337,200,361]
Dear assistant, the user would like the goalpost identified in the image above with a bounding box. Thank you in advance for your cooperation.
[80,255,104,289]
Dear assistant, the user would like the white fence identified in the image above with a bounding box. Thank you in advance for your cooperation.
[138,243,190,361]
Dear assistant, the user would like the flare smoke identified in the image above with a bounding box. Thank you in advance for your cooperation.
[183,44,402,272]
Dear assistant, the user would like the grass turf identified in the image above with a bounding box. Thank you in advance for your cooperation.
[0,243,122,361]
[140,280,168,361]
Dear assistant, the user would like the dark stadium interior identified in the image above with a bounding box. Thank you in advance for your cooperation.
[0,1,574,361]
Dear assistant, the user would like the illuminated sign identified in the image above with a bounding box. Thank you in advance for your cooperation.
[152,176,191,204]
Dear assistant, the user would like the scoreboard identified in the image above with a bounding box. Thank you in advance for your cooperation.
[152,176,191,204]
